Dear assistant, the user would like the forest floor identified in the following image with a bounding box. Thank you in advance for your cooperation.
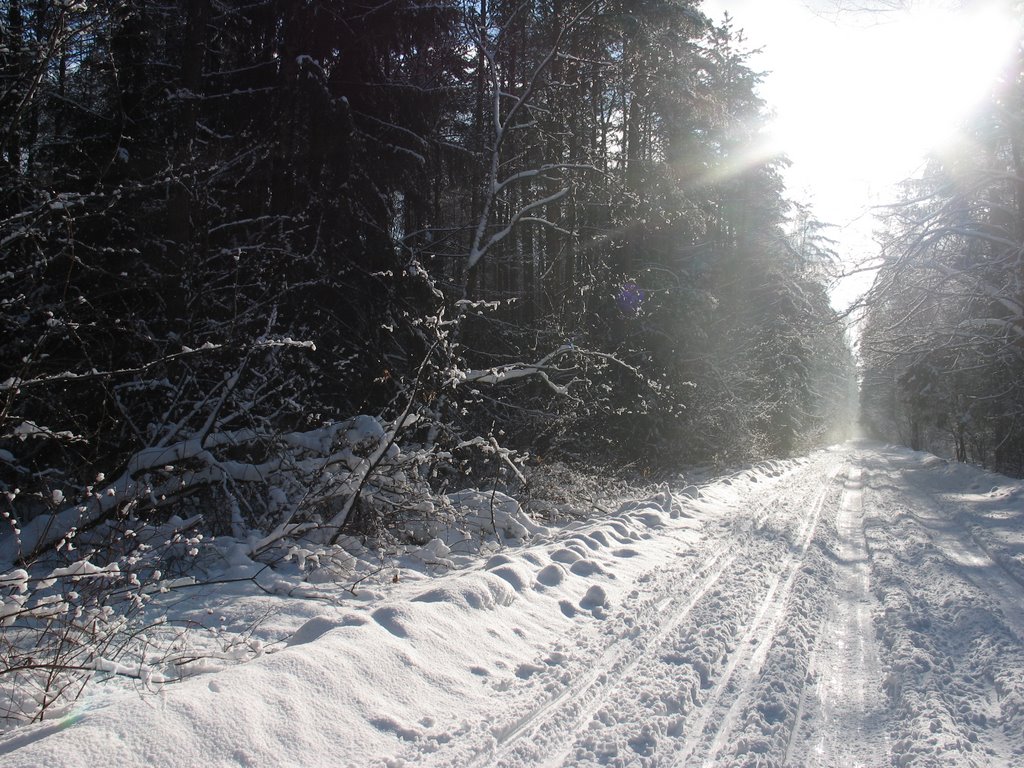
[3,440,1024,767]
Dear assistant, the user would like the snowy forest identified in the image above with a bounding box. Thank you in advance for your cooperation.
[3,0,1024,757]
[858,43,1024,473]
[1,2,856,569]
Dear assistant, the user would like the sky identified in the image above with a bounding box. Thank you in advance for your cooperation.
[700,0,1021,310]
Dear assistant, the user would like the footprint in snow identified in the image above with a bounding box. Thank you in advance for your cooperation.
[550,547,586,564]
[231,750,257,767]
[580,585,610,618]
[570,559,614,578]
[516,661,546,679]
[489,564,533,592]
[369,716,421,742]
[287,614,365,647]
[371,607,409,638]
[568,534,601,551]
[484,553,515,569]
[536,563,566,588]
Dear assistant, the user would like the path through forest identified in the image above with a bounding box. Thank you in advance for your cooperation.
[3,442,1024,767]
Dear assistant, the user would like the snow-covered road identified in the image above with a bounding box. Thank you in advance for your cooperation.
[3,442,1024,767]
[785,466,889,767]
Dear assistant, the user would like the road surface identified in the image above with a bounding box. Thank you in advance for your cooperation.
[389,443,1024,767]
[4,442,1024,768]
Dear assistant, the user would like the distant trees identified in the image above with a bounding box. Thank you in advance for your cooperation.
[1,0,854,562]
[859,36,1024,472]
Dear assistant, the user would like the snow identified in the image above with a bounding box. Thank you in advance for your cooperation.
[3,442,1024,766]
[46,560,120,580]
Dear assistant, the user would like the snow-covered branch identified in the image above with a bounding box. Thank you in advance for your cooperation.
[463,2,598,273]
[0,338,314,393]
[467,188,570,269]
[0,414,427,570]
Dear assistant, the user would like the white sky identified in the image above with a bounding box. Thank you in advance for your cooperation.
[700,0,1020,309]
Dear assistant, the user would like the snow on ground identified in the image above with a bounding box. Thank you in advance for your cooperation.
[3,441,1024,767]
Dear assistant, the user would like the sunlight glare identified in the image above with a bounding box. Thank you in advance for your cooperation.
[765,3,1020,192]
[702,0,1021,312]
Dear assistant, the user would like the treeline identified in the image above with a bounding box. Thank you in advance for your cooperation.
[859,38,1024,475]
[1,0,854,552]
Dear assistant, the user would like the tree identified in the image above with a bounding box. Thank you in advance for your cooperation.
[860,30,1024,471]
[0,0,856,566]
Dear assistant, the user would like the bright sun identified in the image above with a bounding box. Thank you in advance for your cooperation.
[701,0,1022,306]
[765,4,1019,191]
[796,6,1014,173]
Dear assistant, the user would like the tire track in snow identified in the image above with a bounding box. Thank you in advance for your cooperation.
[669,463,841,768]
[467,540,739,768]
[469,456,845,768]
[783,465,890,767]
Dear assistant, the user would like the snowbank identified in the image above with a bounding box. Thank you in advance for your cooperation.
[0,458,755,766]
